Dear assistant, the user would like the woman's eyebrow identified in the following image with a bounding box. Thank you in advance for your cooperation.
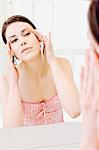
[21,28,30,33]
[8,35,16,39]
[8,28,30,39]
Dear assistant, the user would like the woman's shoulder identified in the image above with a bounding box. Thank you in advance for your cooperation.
[56,57,72,68]
[56,56,69,63]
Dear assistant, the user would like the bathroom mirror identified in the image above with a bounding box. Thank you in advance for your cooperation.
[0,0,90,128]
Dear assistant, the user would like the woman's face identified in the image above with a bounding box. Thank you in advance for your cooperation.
[5,22,40,61]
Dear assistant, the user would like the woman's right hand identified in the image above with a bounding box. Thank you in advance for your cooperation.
[80,43,99,149]
[5,43,19,84]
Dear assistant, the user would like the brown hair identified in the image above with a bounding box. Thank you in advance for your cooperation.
[2,15,36,44]
[88,0,99,43]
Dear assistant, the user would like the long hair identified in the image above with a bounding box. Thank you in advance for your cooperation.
[88,0,99,43]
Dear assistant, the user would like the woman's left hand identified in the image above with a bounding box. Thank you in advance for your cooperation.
[32,29,55,65]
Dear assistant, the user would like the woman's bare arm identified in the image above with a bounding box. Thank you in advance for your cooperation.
[0,74,23,128]
[49,57,80,118]
[6,81,23,128]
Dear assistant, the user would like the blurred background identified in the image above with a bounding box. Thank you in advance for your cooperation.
[0,0,90,128]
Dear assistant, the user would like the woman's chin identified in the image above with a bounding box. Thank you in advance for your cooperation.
[21,53,39,61]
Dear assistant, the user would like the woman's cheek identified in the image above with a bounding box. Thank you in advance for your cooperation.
[11,46,18,56]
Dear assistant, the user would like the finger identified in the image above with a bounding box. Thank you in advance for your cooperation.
[80,48,94,112]
[80,66,85,92]
[83,49,89,89]
[8,56,14,68]
[6,44,10,56]
[6,45,14,68]
[48,31,51,41]
[6,42,12,59]
[80,65,86,110]
[90,44,99,85]
[32,29,46,42]
[94,75,99,99]
[86,48,94,99]
[90,45,99,98]
[45,31,53,51]
[48,31,52,45]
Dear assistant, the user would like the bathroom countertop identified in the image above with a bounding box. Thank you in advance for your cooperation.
[0,122,81,150]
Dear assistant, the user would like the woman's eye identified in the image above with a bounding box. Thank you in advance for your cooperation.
[24,32,30,36]
[11,39,18,43]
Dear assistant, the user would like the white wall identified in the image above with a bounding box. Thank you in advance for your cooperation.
[0,0,90,127]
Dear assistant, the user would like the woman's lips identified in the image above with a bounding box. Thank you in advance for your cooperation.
[22,47,32,53]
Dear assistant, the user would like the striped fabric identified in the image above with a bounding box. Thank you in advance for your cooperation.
[22,94,64,126]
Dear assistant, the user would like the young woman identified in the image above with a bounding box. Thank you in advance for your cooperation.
[80,0,99,149]
[0,15,80,127]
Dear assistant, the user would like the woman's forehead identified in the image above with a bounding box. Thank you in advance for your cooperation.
[6,22,32,39]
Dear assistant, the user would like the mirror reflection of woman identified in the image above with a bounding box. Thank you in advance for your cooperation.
[0,15,80,127]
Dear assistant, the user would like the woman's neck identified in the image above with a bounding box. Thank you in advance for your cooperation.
[18,54,49,82]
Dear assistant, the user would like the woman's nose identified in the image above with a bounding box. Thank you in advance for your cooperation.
[19,36,27,46]
[21,41,26,46]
